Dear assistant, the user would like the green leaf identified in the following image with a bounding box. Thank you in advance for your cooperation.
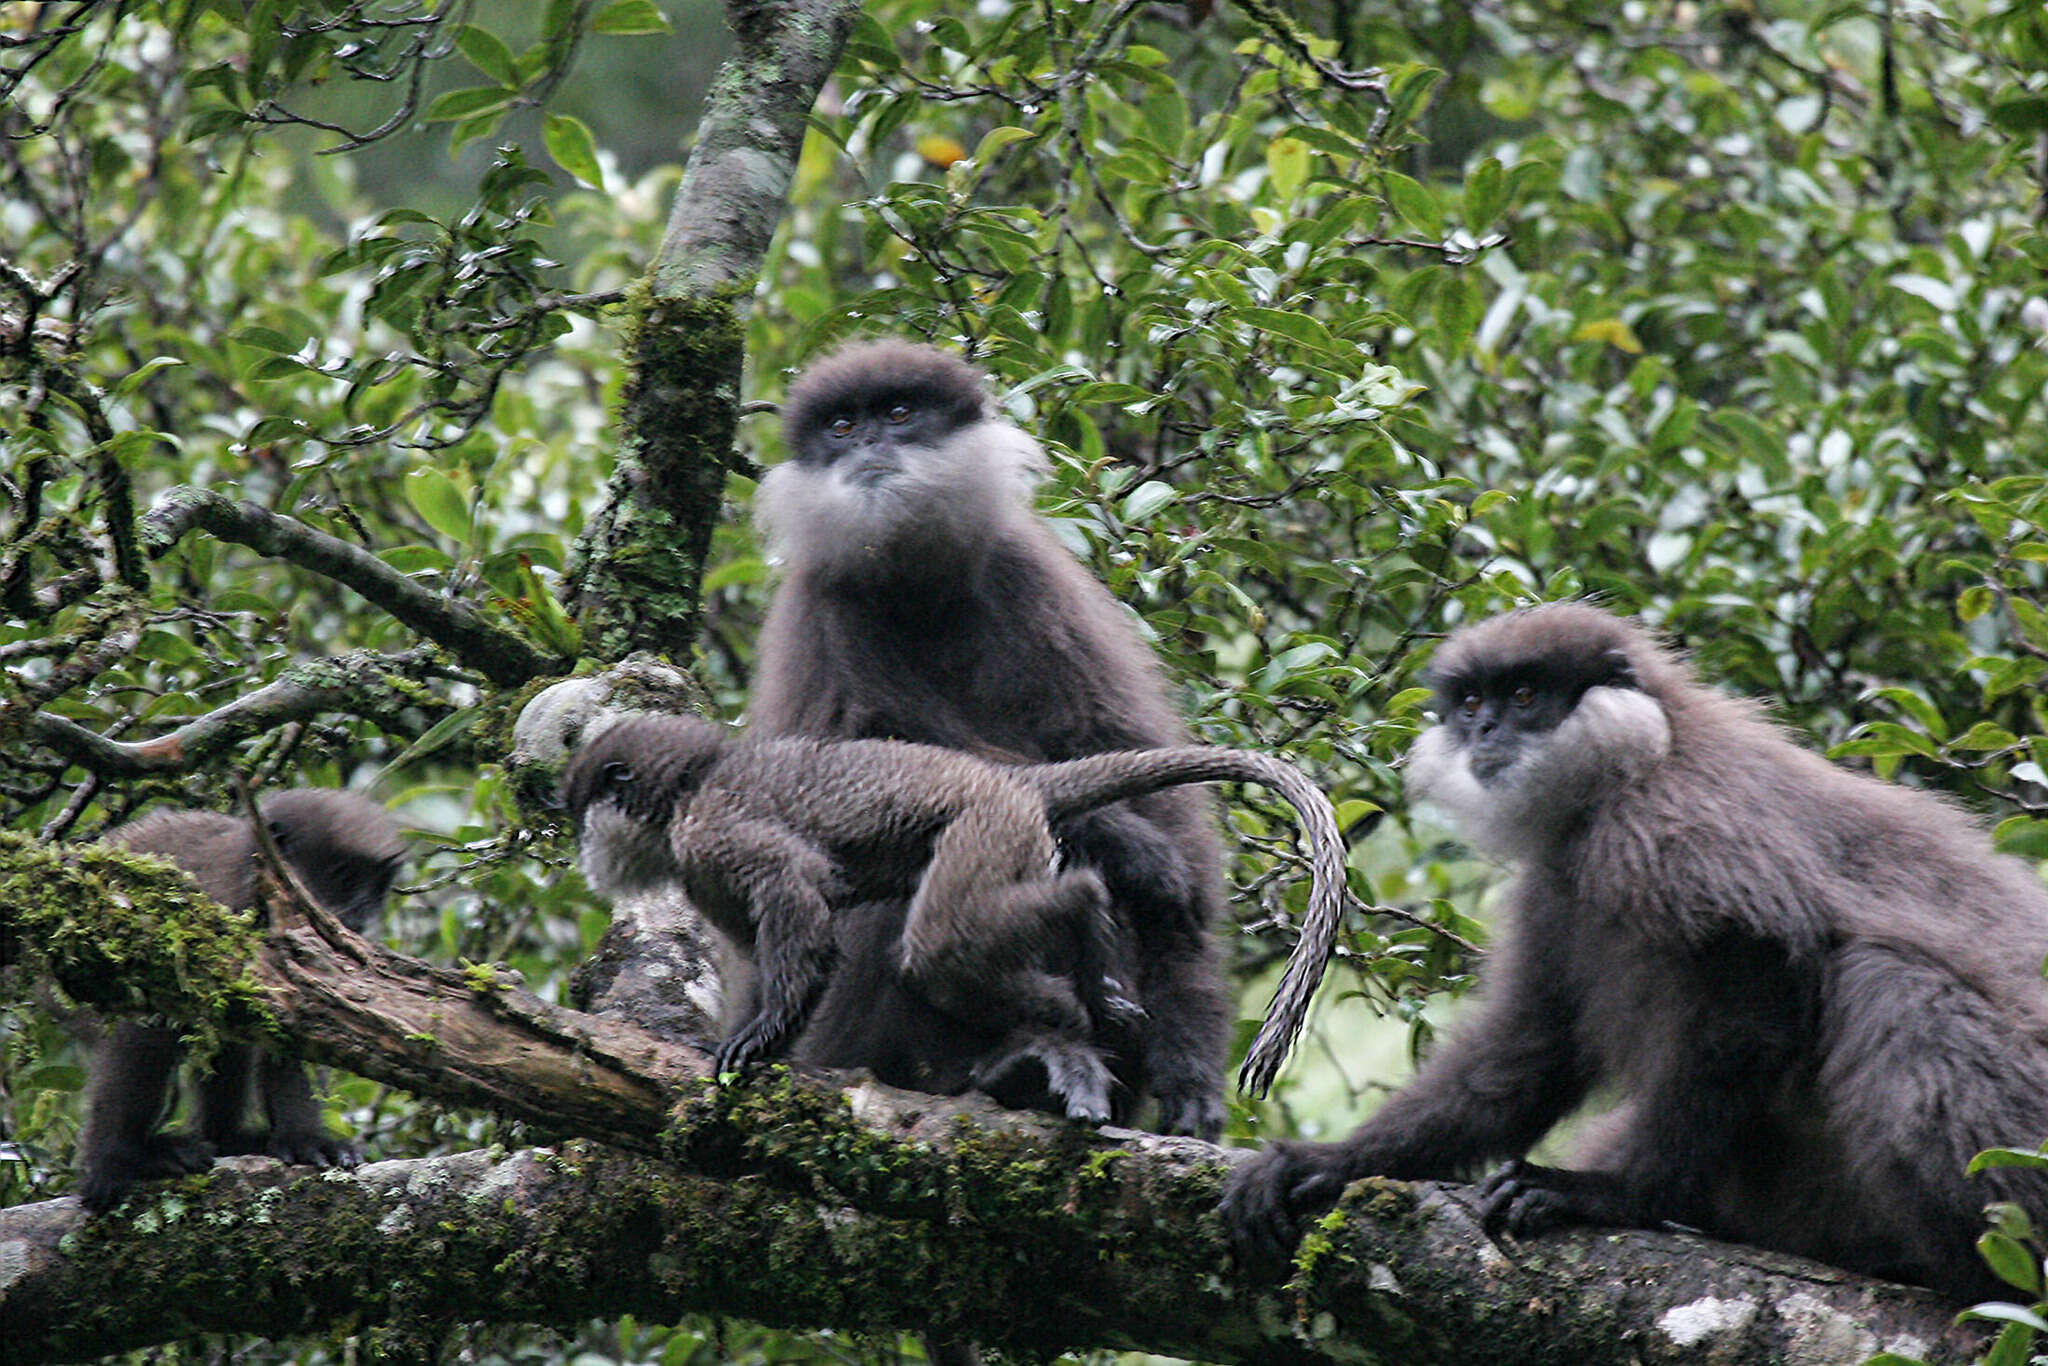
[406,468,472,545]
[1267,135,1310,202]
[1976,1233,2044,1293]
[422,86,516,123]
[1240,306,1340,354]
[1121,481,1177,522]
[543,114,604,189]
[1463,156,1505,227]
[111,356,186,400]
[1382,171,1442,236]
[455,25,517,86]
[591,0,673,34]
[1952,720,2019,751]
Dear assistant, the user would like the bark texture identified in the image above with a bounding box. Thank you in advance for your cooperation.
[0,834,1987,1366]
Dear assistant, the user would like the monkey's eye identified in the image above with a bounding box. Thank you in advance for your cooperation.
[1510,685,1535,707]
[828,417,854,438]
[885,404,911,424]
[600,762,635,793]
[1458,694,1482,717]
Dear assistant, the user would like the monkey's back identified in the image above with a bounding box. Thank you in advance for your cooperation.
[103,811,260,911]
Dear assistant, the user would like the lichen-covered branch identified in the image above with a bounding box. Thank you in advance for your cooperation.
[142,487,561,687]
[0,833,1985,1366]
[19,647,454,778]
[566,0,862,659]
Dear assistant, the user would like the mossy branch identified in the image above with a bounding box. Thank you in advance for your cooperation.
[565,0,863,659]
[0,832,1982,1366]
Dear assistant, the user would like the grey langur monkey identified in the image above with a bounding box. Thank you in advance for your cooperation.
[561,714,1345,1125]
[75,789,405,1212]
[749,339,1232,1139]
[1222,602,2048,1300]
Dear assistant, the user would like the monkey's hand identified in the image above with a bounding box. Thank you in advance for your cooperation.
[76,1133,217,1213]
[1218,1140,1354,1276]
[1474,1160,1641,1237]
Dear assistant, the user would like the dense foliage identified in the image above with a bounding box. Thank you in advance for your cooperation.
[3,0,2045,1360]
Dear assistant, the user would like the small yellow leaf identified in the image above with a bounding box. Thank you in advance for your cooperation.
[917,135,967,168]
[1571,317,1643,353]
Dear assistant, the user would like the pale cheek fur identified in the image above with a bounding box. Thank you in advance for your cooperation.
[756,420,1047,573]
[578,806,676,899]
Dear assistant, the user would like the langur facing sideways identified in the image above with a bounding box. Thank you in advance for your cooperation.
[561,714,1345,1126]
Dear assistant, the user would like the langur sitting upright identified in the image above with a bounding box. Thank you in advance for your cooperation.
[75,789,405,1212]
[749,339,1231,1138]
[1222,602,2048,1300]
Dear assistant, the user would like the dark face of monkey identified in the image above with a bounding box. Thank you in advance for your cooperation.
[760,340,1046,585]
[1428,640,1639,781]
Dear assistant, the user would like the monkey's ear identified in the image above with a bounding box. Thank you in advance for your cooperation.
[600,761,636,793]
[1602,649,1639,690]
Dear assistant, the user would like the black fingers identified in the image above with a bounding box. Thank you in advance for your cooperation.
[1474,1160,1634,1237]
[1153,1086,1226,1142]
[1219,1142,1352,1275]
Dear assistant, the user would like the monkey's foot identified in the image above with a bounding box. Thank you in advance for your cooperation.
[76,1133,218,1213]
[1218,1141,1353,1275]
[265,1131,363,1169]
[713,1015,794,1077]
[973,1035,1114,1125]
[1474,1159,1639,1237]
[1152,1084,1226,1143]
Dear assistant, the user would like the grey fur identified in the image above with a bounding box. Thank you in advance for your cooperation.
[1222,602,2048,1300]
[561,715,1343,1126]
[749,338,1231,1138]
[75,789,404,1212]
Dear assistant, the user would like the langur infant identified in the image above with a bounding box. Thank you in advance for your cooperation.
[562,714,1344,1125]
[750,339,1232,1138]
[1223,602,2048,1300]
[75,789,404,1211]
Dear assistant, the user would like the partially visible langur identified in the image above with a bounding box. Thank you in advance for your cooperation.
[561,715,1344,1125]
[750,340,1231,1138]
[75,789,405,1212]
[1222,603,2048,1299]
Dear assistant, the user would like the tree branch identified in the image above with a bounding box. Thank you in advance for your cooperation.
[0,833,1984,1366]
[142,487,561,687]
[21,647,455,778]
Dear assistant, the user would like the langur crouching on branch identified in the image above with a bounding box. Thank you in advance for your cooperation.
[1222,602,2048,1301]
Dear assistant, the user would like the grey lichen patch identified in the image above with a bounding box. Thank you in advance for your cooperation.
[0,1237,31,1292]
[1777,1291,1880,1361]
[378,1205,416,1238]
[1656,1295,1761,1347]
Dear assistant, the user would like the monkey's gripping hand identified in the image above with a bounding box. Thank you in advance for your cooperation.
[1474,1160,1646,1237]
[1218,1140,1356,1276]
[713,1014,795,1077]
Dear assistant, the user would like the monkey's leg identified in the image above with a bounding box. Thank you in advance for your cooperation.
[257,1051,363,1168]
[76,1021,217,1212]
[1058,803,1227,1140]
[694,818,839,1075]
[193,1040,260,1154]
[1477,933,1805,1242]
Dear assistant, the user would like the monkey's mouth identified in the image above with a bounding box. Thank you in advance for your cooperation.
[841,455,901,488]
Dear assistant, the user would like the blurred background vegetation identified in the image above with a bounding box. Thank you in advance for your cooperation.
[3,0,2045,1360]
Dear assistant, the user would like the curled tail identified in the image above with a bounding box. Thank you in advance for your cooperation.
[1022,747,1350,1097]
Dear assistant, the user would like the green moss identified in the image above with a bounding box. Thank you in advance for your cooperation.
[0,829,273,1048]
